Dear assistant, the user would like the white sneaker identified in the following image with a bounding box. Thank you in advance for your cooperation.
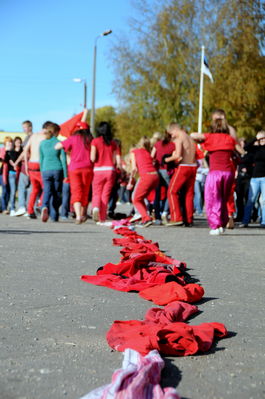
[209,229,220,235]
[23,212,29,217]
[130,213,141,223]
[10,210,16,217]
[219,227,225,234]
[15,207,26,216]
[92,207,99,222]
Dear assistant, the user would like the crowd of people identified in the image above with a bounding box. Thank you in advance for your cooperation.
[0,109,264,235]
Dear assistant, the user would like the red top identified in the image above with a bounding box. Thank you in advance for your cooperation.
[154,140,175,169]
[133,148,156,176]
[91,136,118,168]
[62,135,92,171]
[203,133,236,172]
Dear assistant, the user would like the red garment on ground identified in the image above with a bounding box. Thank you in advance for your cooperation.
[139,281,204,305]
[144,301,198,324]
[107,318,227,356]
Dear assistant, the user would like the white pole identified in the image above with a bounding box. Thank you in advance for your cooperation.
[198,45,205,133]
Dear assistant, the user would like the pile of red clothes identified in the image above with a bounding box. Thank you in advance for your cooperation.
[81,227,228,357]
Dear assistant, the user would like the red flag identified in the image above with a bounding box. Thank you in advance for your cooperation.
[60,112,83,138]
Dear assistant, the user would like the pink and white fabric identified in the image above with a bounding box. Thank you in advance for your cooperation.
[80,348,180,399]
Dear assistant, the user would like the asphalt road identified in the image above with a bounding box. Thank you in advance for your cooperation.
[0,208,264,399]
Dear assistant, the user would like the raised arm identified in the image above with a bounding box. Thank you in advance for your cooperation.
[190,132,206,142]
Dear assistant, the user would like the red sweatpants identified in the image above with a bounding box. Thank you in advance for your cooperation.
[92,170,115,222]
[132,173,159,222]
[27,162,43,214]
[168,165,197,223]
[69,167,93,207]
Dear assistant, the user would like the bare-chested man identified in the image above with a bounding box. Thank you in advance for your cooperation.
[165,123,197,226]
[24,121,52,218]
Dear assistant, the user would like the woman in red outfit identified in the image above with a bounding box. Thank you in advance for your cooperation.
[90,122,121,224]
[130,137,159,227]
[55,123,93,224]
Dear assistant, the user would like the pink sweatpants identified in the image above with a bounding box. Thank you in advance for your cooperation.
[205,170,234,229]
[92,170,115,222]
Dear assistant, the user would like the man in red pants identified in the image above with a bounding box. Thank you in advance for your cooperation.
[165,123,197,227]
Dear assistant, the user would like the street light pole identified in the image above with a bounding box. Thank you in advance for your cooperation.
[90,29,112,136]
[73,78,87,108]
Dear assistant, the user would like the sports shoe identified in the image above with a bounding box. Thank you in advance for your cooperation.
[15,207,26,216]
[130,213,142,223]
[23,212,29,217]
[136,220,153,228]
[92,207,99,222]
[154,219,162,225]
[239,223,248,228]
[10,210,16,217]
[166,221,184,227]
[41,207,49,222]
[219,227,225,234]
[209,229,220,235]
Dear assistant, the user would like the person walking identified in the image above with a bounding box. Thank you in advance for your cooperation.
[130,136,159,227]
[55,122,93,224]
[90,122,121,224]
[39,123,67,222]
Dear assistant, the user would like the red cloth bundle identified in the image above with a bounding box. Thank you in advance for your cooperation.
[139,281,204,305]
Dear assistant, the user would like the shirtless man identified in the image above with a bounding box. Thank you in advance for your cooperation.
[165,123,197,227]
[24,122,51,218]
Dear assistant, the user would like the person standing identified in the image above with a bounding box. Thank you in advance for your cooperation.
[55,122,93,224]
[191,119,243,235]
[90,122,121,224]
[39,124,67,222]
[0,137,12,214]
[24,122,49,218]
[151,131,175,224]
[14,120,33,216]
[4,137,23,216]
[165,123,197,227]
[240,131,265,228]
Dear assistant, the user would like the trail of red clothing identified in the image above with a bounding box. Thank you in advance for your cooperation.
[81,226,228,359]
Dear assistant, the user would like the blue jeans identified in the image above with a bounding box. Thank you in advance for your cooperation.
[154,169,171,219]
[8,172,17,211]
[17,172,31,209]
[242,177,265,225]
[0,175,10,211]
[194,180,203,214]
[42,170,63,220]
[60,182,70,217]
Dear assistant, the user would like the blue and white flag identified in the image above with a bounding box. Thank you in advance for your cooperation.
[203,56,214,83]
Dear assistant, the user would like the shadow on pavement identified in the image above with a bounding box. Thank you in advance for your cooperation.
[161,357,182,389]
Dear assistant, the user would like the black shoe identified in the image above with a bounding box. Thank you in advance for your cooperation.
[185,222,193,227]
[28,213,37,219]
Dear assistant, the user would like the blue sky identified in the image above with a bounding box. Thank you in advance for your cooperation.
[0,0,136,132]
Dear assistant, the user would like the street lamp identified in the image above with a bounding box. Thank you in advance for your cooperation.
[73,78,87,108]
[90,29,112,135]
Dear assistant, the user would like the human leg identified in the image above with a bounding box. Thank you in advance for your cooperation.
[99,171,116,222]
[167,166,190,222]
[8,172,17,211]
[132,174,159,223]
[184,168,197,224]
[27,169,42,215]
[17,172,30,211]
[205,171,224,230]
[242,178,260,225]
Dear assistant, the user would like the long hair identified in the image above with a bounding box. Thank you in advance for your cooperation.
[73,128,93,150]
[137,136,151,152]
[210,118,229,134]
[162,130,171,145]
[96,121,112,145]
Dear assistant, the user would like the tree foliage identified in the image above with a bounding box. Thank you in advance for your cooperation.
[110,0,265,149]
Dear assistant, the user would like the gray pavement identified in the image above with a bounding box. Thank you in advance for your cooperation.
[0,208,264,399]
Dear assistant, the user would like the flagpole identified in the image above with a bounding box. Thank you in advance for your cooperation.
[198,45,205,134]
